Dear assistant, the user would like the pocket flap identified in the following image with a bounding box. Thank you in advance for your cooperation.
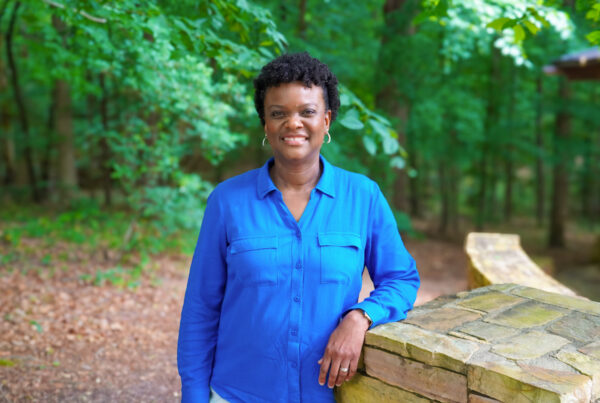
[318,232,361,248]
[230,236,278,254]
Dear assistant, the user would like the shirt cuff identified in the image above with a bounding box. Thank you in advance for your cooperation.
[181,385,210,403]
[344,300,386,330]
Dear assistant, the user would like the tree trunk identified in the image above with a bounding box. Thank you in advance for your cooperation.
[52,15,77,202]
[297,0,307,39]
[375,0,418,213]
[40,85,56,200]
[438,160,448,235]
[99,73,112,206]
[535,74,545,226]
[548,78,570,248]
[55,79,77,201]
[6,1,41,201]
[0,9,15,188]
[449,162,459,233]
[476,44,500,230]
[504,64,516,223]
[407,112,420,217]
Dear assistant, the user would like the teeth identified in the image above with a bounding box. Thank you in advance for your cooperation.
[283,137,306,143]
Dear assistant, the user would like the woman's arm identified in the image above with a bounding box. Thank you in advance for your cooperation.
[350,182,420,327]
[318,182,420,387]
[178,191,228,402]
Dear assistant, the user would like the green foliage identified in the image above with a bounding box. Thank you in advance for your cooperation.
[2,0,600,251]
[0,359,17,367]
[80,264,142,288]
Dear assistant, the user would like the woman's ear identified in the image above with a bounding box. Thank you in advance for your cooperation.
[324,109,332,131]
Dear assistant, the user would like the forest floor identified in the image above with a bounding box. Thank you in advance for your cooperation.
[0,227,596,402]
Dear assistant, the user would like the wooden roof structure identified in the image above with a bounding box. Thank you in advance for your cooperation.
[543,47,600,80]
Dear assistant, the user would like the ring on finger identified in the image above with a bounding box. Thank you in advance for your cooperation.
[340,367,349,373]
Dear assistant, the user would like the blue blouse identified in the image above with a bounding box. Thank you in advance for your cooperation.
[178,156,419,403]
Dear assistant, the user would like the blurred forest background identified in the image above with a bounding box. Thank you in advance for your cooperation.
[2,0,600,270]
[0,0,600,399]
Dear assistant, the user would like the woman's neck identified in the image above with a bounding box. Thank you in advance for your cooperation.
[270,156,321,192]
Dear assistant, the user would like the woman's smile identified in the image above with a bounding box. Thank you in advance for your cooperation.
[281,135,308,145]
[263,81,331,164]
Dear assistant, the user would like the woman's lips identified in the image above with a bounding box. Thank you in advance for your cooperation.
[282,136,307,145]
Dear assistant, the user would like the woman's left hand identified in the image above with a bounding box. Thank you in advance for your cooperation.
[317,309,371,388]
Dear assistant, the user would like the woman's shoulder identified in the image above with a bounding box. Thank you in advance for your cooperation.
[209,168,262,200]
[328,163,379,193]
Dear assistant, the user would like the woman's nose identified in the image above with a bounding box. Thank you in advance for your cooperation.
[286,113,303,128]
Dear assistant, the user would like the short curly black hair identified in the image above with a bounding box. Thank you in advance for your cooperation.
[253,52,340,126]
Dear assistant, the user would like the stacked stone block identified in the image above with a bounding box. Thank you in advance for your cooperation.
[465,233,576,296]
[337,284,600,402]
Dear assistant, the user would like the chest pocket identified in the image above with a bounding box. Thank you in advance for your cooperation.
[227,235,278,286]
[318,232,362,284]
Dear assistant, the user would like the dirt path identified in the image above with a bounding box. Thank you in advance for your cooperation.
[0,238,467,402]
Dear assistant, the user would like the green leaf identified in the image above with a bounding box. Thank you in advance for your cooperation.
[383,136,399,155]
[339,93,351,107]
[513,24,526,42]
[408,168,418,178]
[0,359,16,367]
[369,119,391,139]
[362,136,377,155]
[390,156,406,170]
[586,30,600,44]
[339,109,364,130]
[522,20,539,35]
[487,17,512,31]
[30,320,43,333]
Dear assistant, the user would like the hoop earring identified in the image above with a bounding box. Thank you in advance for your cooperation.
[325,132,331,144]
[262,135,268,147]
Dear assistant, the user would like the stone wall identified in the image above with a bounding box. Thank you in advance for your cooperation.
[465,233,576,296]
[337,284,600,402]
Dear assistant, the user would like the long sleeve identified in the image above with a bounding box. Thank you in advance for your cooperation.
[177,190,227,402]
[347,183,420,328]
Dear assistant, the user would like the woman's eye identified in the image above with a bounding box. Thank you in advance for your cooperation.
[271,111,284,118]
[302,109,316,116]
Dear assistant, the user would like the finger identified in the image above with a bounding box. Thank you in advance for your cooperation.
[318,355,331,386]
[327,358,342,388]
[346,357,359,382]
[337,361,351,386]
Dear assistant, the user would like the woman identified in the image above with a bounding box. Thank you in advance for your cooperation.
[178,52,419,403]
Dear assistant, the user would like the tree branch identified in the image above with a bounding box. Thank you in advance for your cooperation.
[42,0,107,24]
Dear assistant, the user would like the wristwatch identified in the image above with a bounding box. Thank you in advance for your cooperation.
[360,309,373,327]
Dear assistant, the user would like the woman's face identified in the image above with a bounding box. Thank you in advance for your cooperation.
[263,82,331,165]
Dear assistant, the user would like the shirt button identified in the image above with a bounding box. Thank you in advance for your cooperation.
[291,330,297,336]
[294,296,300,302]
[296,231,301,239]
[295,261,302,270]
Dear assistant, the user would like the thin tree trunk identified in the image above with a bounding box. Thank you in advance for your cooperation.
[476,44,500,230]
[40,85,56,199]
[438,160,448,235]
[535,74,545,226]
[99,73,112,206]
[449,163,459,233]
[548,78,570,248]
[375,0,417,213]
[297,0,307,39]
[0,6,15,188]
[580,88,596,221]
[55,79,77,201]
[52,15,77,202]
[6,1,41,201]
[407,131,420,217]
[504,64,516,222]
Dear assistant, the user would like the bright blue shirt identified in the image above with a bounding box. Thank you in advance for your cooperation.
[178,156,419,403]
